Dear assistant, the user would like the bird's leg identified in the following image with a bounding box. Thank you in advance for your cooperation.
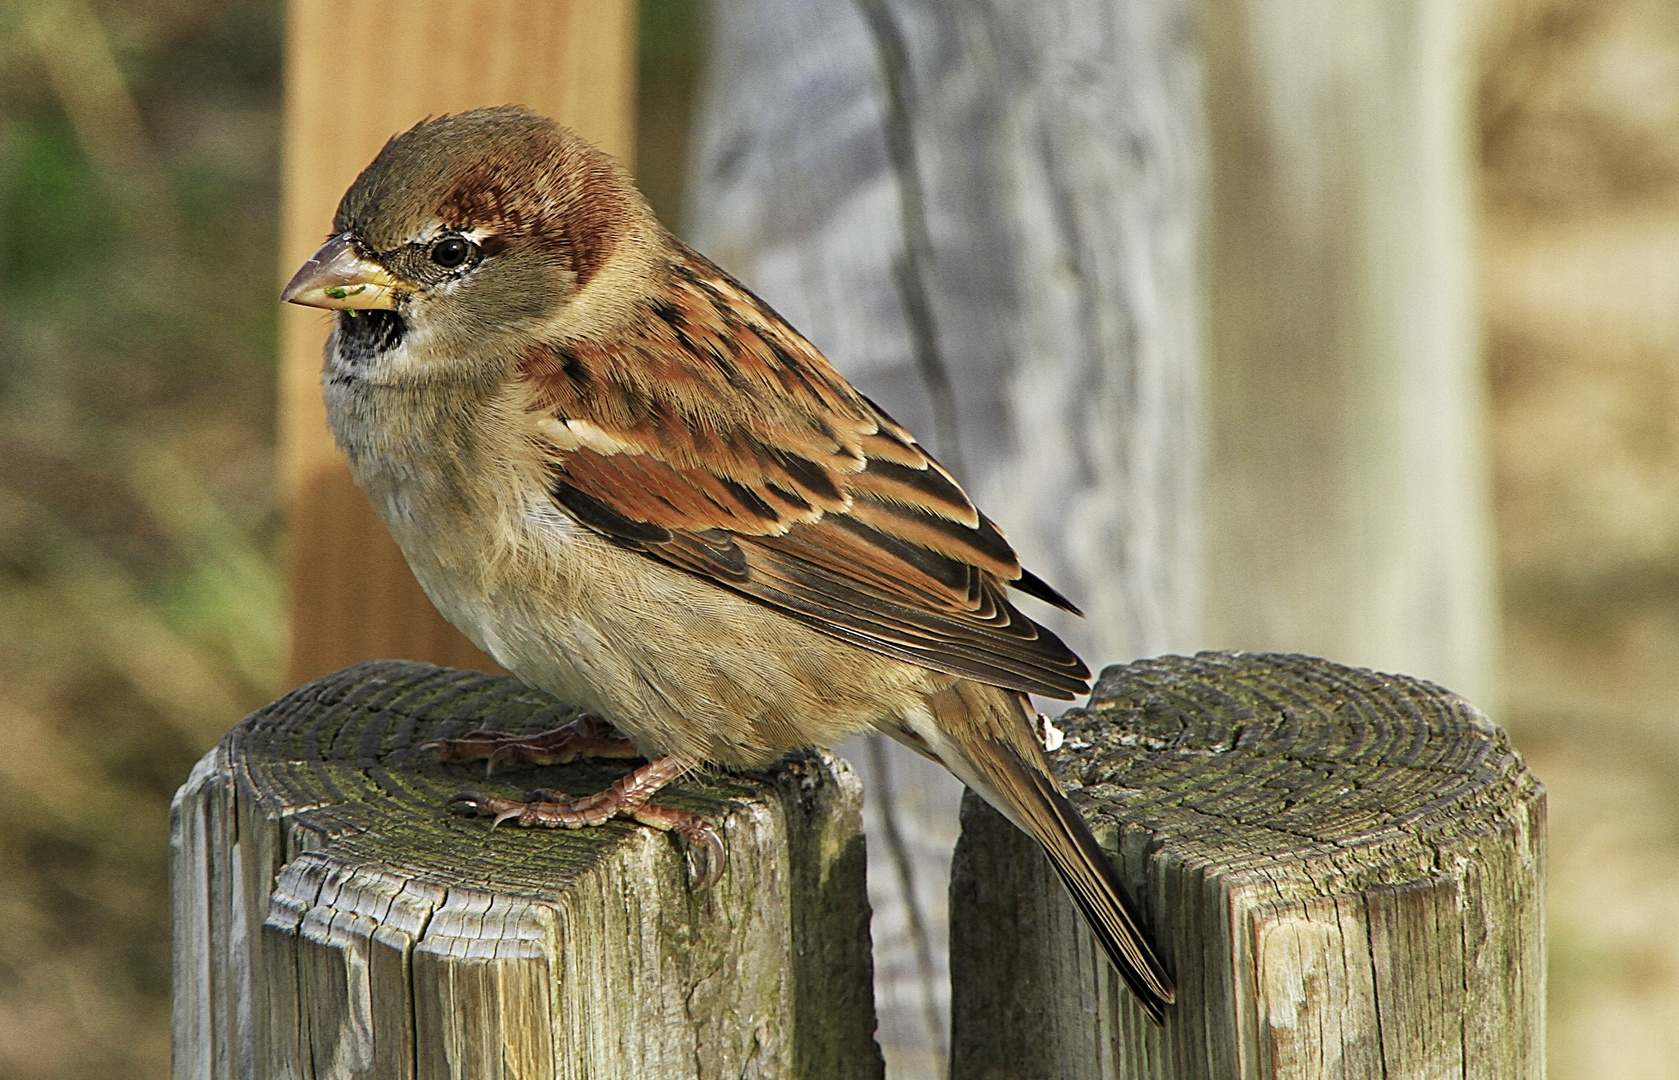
[448,755,725,888]
[417,713,640,775]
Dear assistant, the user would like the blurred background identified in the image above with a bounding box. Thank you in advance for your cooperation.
[0,0,1676,1077]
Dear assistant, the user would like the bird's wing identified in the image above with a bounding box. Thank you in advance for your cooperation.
[518,247,1090,699]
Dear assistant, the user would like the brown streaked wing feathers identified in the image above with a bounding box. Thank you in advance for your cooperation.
[525,246,1091,699]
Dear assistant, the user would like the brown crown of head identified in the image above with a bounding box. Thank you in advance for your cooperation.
[334,105,642,288]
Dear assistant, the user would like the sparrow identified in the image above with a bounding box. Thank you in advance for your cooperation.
[282,105,1174,1023]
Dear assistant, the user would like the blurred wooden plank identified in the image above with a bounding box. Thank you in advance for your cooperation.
[1200,0,1500,709]
[277,0,637,688]
[686,5,1203,1073]
[686,0,1204,669]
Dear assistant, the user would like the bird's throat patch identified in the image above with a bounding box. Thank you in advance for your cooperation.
[335,308,406,366]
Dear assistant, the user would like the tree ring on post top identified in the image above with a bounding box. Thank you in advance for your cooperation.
[1058,652,1536,876]
[951,650,1545,1079]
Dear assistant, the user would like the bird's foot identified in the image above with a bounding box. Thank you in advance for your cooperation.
[448,755,724,888]
[417,713,640,776]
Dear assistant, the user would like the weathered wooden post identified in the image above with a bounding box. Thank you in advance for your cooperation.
[685,7,1204,1067]
[950,652,1544,1079]
[171,662,882,1079]
[278,0,638,687]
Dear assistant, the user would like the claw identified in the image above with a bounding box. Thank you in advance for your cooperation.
[448,790,535,828]
[447,790,505,815]
[485,743,523,776]
[629,802,726,890]
[686,823,726,890]
[438,757,724,887]
[417,715,640,774]
[419,729,508,763]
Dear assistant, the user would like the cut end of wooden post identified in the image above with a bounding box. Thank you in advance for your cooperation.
[171,660,884,1079]
[950,651,1545,1080]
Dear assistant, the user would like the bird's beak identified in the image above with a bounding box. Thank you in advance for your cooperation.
[281,234,400,310]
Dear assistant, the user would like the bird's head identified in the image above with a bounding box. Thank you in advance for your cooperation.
[283,106,653,383]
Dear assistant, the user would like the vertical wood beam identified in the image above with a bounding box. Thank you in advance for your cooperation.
[278,0,637,688]
[685,5,1204,1070]
[1201,0,1500,709]
[685,0,1204,668]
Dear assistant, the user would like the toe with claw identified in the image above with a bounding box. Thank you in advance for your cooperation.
[445,755,724,888]
[417,714,640,775]
[632,803,725,889]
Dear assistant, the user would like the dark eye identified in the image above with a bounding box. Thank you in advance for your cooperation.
[430,236,475,269]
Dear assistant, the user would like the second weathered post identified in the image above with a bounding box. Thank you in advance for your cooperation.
[950,651,1544,1079]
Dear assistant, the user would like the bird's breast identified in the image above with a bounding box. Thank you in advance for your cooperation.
[320,357,935,765]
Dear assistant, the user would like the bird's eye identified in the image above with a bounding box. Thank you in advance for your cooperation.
[430,236,476,269]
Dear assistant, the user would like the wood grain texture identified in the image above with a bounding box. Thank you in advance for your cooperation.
[278,0,636,687]
[685,9,1202,1069]
[1201,1,1500,710]
[949,651,1544,1080]
[171,661,881,1080]
[685,0,1204,668]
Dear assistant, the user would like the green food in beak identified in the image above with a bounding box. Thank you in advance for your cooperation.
[282,234,399,310]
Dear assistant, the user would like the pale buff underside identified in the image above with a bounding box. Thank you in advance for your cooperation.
[327,210,975,769]
[412,506,946,769]
[344,385,945,770]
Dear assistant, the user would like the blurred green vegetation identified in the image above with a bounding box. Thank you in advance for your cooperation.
[0,2,699,1076]
[0,2,282,1076]
[636,0,702,232]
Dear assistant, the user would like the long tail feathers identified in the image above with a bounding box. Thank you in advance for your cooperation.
[1018,761,1175,1024]
[918,683,1175,1024]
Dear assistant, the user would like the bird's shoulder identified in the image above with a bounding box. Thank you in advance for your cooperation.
[510,245,1091,699]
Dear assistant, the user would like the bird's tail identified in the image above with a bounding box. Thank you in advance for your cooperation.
[913,681,1175,1025]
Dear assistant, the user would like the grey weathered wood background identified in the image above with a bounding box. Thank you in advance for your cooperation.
[171,662,881,1080]
[687,0,1204,667]
[685,3,1495,1073]
[950,651,1544,1080]
[685,4,1204,1070]
[1200,0,1497,711]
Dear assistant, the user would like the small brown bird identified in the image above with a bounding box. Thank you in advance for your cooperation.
[282,105,1173,1023]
